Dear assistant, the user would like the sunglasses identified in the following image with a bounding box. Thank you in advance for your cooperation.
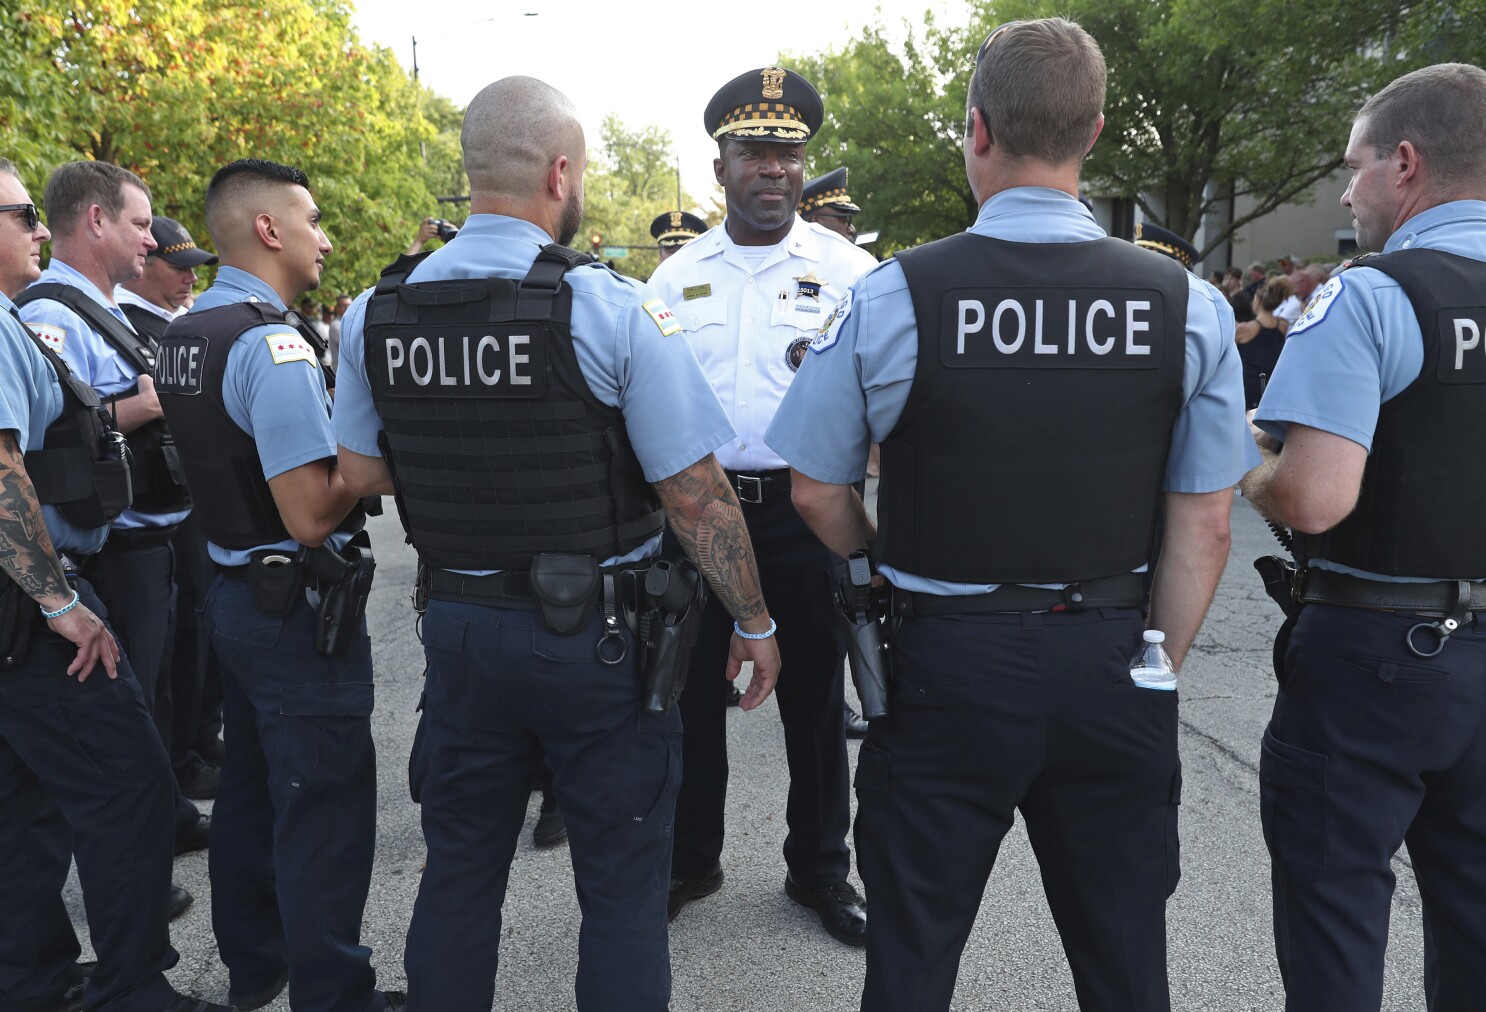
[0,203,40,231]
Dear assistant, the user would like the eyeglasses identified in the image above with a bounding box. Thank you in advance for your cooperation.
[0,203,40,231]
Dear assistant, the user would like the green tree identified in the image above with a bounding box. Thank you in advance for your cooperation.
[577,115,709,281]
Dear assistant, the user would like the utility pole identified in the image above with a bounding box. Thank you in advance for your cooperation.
[411,36,419,81]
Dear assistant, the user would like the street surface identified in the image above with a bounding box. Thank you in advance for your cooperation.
[66,493,1432,1010]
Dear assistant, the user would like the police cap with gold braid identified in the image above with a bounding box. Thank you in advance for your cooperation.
[1133,222,1199,271]
[705,67,823,143]
[650,210,708,248]
[149,215,218,268]
[799,167,861,216]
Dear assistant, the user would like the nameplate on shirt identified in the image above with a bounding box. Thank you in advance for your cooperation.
[682,284,712,301]
[154,337,210,395]
[939,288,1166,369]
[1438,308,1486,384]
[373,329,549,398]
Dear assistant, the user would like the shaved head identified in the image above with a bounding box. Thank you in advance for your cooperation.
[462,76,584,197]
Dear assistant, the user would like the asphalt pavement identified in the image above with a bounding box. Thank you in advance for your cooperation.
[64,494,1433,1010]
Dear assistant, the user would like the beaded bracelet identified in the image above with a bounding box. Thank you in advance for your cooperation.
[40,589,80,620]
[733,618,777,640]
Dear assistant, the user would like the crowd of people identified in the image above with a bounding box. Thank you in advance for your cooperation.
[1,11,1484,1012]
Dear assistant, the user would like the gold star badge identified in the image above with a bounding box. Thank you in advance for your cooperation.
[794,269,824,301]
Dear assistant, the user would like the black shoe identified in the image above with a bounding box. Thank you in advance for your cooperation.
[668,864,724,922]
[227,971,287,1010]
[177,757,220,801]
[844,704,869,739]
[198,738,226,767]
[785,874,867,947]
[533,790,567,848]
[175,813,211,856]
[726,685,743,708]
[382,992,406,1010]
[168,883,194,921]
[161,996,233,1011]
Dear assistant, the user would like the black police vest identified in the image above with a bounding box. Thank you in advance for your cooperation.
[15,284,191,513]
[1294,248,1486,577]
[883,233,1188,583]
[363,246,665,571]
[7,310,132,529]
[155,301,361,550]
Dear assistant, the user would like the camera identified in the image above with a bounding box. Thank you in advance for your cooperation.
[427,217,459,243]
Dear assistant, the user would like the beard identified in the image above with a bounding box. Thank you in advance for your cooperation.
[558,189,584,248]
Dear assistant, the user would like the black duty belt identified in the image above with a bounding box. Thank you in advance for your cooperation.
[426,569,538,609]
[1298,568,1486,615]
[725,468,790,505]
[897,572,1146,616]
[100,524,179,550]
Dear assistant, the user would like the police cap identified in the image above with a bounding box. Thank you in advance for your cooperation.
[705,67,823,143]
[650,210,707,248]
[799,167,860,216]
[1133,222,1198,270]
[150,216,218,268]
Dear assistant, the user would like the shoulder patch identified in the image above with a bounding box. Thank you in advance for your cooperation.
[642,298,682,336]
[264,331,319,366]
[1287,276,1345,336]
[29,323,66,353]
[811,288,853,354]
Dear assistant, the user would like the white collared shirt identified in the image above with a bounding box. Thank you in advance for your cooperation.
[114,285,184,321]
[650,214,877,471]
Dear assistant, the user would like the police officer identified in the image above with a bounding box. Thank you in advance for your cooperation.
[153,159,398,1012]
[332,76,780,1011]
[117,215,225,803]
[1240,63,1486,1012]
[16,161,208,914]
[768,19,1255,1011]
[0,159,228,1012]
[1133,222,1199,271]
[649,66,877,946]
[798,167,861,244]
[649,209,706,263]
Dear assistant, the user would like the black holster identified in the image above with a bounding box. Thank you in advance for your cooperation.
[299,531,376,659]
[1253,555,1302,619]
[832,551,891,721]
[0,581,38,668]
[630,559,706,715]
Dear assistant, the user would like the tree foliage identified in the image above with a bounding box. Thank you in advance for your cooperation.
[576,116,712,281]
[0,0,462,299]
[790,1,1486,260]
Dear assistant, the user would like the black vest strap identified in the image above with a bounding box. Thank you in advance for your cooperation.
[16,283,155,374]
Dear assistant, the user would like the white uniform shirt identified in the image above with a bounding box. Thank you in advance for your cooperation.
[650,214,877,472]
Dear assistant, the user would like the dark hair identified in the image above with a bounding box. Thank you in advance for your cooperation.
[44,161,150,234]
[1229,292,1255,323]
[967,18,1105,164]
[204,159,311,239]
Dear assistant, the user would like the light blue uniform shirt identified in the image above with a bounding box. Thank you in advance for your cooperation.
[766,186,1259,595]
[1255,199,1486,582]
[19,260,191,531]
[187,266,353,566]
[0,291,110,555]
[333,214,735,571]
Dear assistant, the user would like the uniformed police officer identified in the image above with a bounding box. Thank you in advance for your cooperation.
[0,159,228,1012]
[16,161,208,916]
[798,167,861,244]
[117,215,225,804]
[1240,63,1486,1012]
[768,19,1256,1010]
[154,159,399,1012]
[332,76,781,1012]
[649,66,877,946]
[650,210,707,264]
[1133,222,1200,272]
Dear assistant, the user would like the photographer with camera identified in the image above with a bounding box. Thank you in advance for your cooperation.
[407,216,458,255]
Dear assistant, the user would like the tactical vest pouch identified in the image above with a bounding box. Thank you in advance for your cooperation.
[529,553,600,636]
[248,551,304,617]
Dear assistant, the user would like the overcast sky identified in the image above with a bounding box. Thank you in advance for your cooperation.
[351,0,969,209]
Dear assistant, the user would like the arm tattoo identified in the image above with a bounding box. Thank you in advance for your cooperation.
[0,431,70,602]
[655,458,767,622]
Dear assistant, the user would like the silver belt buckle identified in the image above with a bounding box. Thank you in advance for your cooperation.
[735,474,764,504]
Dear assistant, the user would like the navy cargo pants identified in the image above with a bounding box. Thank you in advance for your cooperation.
[1264,603,1486,1011]
[856,608,1180,1012]
[206,575,386,1012]
[404,600,680,1012]
[0,580,179,1012]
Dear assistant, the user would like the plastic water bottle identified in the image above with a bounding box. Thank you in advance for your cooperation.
[1129,629,1177,690]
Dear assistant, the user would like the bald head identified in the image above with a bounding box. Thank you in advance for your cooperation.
[462,77,584,197]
